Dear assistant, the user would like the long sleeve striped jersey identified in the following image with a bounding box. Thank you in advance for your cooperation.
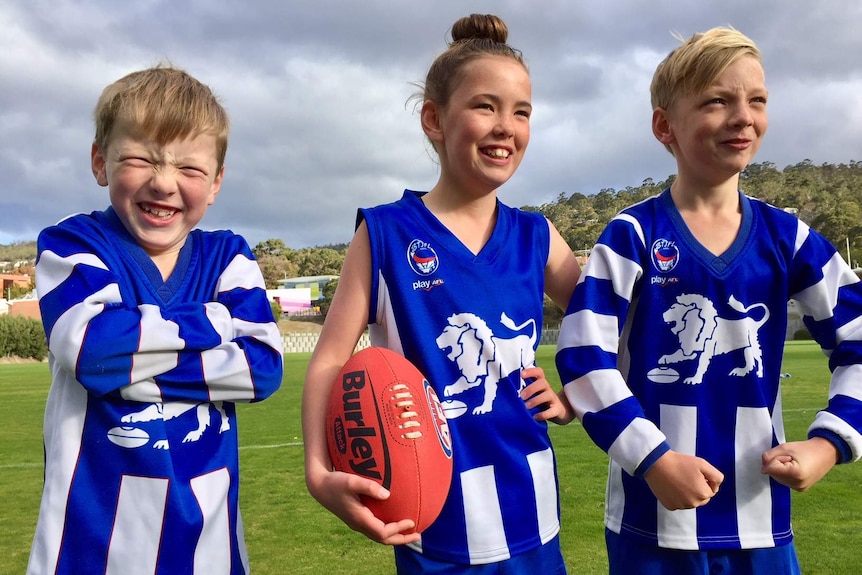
[555,189,862,550]
[27,208,283,575]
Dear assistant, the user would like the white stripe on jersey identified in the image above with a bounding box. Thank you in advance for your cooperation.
[215,253,267,294]
[657,404,698,549]
[202,346,256,402]
[585,243,642,301]
[612,213,646,248]
[735,407,775,547]
[191,468,233,575]
[232,317,283,352]
[50,283,120,365]
[795,252,858,322]
[36,250,109,297]
[205,302,235,343]
[830,365,862,401]
[107,476,169,575]
[28,367,89,575]
[772,385,786,444]
[462,465,509,561]
[605,460,625,534]
[527,448,560,544]
[129,305,181,392]
[559,309,620,353]
[564,370,632,419]
[608,417,667,476]
[792,221,809,257]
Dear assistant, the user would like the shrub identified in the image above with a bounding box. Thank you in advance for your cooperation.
[270,299,284,321]
[793,328,813,340]
[0,315,48,360]
[319,278,338,317]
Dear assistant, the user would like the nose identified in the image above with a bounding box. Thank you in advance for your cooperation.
[728,102,754,128]
[494,113,514,138]
[149,166,178,196]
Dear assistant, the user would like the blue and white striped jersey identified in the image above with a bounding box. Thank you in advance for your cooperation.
[27,208,283,575]
[360,190,561,565]
[556,189,862,550]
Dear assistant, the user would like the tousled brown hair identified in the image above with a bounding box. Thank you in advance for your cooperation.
[93,65,230,172]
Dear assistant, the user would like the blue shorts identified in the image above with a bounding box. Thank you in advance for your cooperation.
[394,536,567,575]
[606,529,801,575]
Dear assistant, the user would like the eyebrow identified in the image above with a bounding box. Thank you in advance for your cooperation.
[476,93,533,110]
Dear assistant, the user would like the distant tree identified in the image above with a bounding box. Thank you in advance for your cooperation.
[252,238,290,258]
[290,248,344,277]
[319,278,338,317]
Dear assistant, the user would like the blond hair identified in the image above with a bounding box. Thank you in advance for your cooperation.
[650,27,761,112]
[93,65,230,171]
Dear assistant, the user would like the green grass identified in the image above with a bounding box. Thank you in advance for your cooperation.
[2,343,862,574]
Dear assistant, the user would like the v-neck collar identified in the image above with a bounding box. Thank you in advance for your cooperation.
[660,188,752,275]
[406,190,507,265]
[103,207,194,303]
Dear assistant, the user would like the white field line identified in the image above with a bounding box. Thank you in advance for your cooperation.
[0,407,828,470]
[1,441,305,470]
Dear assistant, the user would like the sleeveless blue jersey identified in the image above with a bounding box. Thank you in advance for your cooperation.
[28,208,283,575]
[360,190,560,565]
[556,189,862,550]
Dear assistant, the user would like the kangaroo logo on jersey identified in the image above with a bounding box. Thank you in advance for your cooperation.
[436,312,536,416]
[407,239,439,276]
[651,239,680,273]
[653,293,770,385]
[106,401,230,450]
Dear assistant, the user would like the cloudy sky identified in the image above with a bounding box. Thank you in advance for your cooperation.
[1,1,860,249]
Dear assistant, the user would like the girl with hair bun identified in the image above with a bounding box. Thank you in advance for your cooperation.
[303,13,579,574]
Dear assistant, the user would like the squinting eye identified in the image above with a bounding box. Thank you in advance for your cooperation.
[124,157,152,167]
[180,167,207,176]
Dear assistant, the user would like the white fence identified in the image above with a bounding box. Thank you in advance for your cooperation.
[280,323,808,355]
[281,330,560,354]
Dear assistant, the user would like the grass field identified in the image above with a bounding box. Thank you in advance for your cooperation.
[2,342,861,574]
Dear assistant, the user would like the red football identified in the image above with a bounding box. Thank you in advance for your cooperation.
[326,346,453,533]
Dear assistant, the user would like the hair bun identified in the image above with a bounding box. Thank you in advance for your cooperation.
[450,13,508,45]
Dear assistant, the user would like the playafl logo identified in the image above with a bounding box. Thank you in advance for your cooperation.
[331,369,392,487]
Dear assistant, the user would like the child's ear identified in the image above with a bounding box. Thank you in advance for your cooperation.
[91,143,109,186]
[652,107,674,146]
[207,166,224,206]
[420,101,444,146]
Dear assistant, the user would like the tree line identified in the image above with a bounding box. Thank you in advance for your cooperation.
[5,159,861,292]
[523,159,862,266]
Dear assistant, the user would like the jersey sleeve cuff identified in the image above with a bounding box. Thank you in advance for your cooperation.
[808,428,852,464]
[633,441,671,478]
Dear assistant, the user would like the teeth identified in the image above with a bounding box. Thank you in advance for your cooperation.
[143,206,176,218]
[486,148,510,159]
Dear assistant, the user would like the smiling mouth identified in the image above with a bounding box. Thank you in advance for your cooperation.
[484,148,510,159]
[140,204,178,218]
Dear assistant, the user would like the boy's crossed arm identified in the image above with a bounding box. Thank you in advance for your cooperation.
[37,232,282,404]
